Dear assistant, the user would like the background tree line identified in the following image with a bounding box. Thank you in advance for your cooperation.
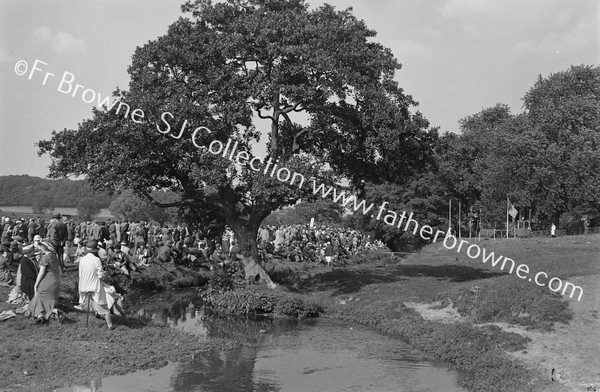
[37,0,598,258]
[347,64,600,239]
[0,175,113,213]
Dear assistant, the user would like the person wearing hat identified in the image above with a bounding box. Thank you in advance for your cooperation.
[27,218,37,243]
[15,219,27,241]
[26,240,61,323]
[14,247,39,301]
[78,240,115,330]
[1,217,13,243]
[108,246,134,276]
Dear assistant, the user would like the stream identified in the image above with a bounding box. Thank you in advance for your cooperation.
[55,290,469,392]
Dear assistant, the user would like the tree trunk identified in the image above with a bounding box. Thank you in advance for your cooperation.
[229,219,277,289]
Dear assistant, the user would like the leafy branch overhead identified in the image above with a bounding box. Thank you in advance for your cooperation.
[37,0,436,267]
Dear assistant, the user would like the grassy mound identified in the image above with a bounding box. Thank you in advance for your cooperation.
[203,286,323,319]
[447,276,572,330]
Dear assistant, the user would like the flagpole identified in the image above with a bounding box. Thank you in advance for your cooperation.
[458,201,461,239]
[479,208,482,242]
[514,206,517,238]
[506,195,509,239]
[449,199,452,236]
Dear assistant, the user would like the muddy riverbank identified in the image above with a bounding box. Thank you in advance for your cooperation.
[1,236,597,391]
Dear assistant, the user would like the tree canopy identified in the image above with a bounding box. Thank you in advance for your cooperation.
[434,65,600,228]
[38,0,436,279]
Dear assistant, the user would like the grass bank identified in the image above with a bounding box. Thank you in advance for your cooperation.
[0,263,221,392]
[254,235,599,391]
[1,235,597,391]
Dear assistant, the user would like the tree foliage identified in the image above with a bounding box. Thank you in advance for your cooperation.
[109,190,179,225]
[435,65,600,228]
[77,197,103,221]
[32,192,55,214]
[38,0,434,258]
[0,175,112,208]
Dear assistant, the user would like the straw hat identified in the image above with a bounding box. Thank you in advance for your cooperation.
[39,240,55,253]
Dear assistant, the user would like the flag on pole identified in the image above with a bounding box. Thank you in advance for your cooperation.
[508,200,518,219]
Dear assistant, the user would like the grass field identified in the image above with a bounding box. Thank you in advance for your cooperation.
[0,235,598,391]
[281,234,600,391]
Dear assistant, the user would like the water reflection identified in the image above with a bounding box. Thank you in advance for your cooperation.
[57,292,468,392]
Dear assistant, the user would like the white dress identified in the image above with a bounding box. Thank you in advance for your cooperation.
[78,252,109,314]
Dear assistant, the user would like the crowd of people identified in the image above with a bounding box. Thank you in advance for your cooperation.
[257,224,386,265]
[1,213,386,327]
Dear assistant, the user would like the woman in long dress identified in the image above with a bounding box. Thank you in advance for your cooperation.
[27,240,61,323]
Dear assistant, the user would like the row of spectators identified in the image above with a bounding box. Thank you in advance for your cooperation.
[2,214,387,274]
[257,224,386,264]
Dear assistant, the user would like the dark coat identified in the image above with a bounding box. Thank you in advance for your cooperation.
[19,256,38,301]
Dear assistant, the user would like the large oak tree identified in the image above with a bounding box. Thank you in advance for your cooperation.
[38,0,435,285]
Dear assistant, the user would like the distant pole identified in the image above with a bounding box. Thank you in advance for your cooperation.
[506,195,509,239]
[479,208,482,242]
[514,205,517,238]
[458,201,462,239]
[449,199,452,235]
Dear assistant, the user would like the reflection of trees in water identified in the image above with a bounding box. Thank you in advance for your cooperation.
[170,344,280,392]
[127,291,311,391]
[167,317,307,391]
[203,315,296,341]
[130,291,204,326]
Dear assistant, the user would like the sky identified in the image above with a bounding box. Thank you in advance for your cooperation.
[0,0,598,178]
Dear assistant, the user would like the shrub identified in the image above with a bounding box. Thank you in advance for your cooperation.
[204,288,322,319]
[205,289,279,315]
[274,297,323,318]
[206,262,246,294]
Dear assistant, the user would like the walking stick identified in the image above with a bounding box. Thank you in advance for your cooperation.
[86,292,92,327]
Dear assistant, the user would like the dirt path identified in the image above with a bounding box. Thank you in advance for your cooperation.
[504,274,600,392]
[405,274,600,392]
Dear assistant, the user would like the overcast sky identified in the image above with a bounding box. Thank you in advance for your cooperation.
[0,0,598,178]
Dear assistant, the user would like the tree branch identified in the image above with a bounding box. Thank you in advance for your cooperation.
[280,101,303,114]
[257,108,274,121]
[292,128,311,153]
[140,190,190,208]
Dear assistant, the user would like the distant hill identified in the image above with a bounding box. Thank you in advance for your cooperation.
[0,175,113,208]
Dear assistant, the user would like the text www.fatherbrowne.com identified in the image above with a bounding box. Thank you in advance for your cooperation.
[15,58,585,302]
[206,137,584,302]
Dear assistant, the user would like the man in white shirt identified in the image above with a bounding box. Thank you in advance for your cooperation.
[78,240,114,330]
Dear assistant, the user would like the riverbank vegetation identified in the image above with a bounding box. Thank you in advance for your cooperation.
[1,235,597,391]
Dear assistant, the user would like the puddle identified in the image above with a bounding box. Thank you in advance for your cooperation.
[56,291,469,392]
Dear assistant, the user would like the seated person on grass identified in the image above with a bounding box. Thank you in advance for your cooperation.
[157,240,174,263]
[108,247,136,276]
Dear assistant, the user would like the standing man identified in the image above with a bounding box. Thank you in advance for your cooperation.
[78,220,87,242]
[78,240,115,330]
[115,220,122,245]
[47,213,68,269]
[108,220,116,244]
[27,219,37,243]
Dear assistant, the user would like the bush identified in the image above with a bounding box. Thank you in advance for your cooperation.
[206,289,279,315]
[206,263,246,294]
[203,288,322,319]
[274,297,323,318]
